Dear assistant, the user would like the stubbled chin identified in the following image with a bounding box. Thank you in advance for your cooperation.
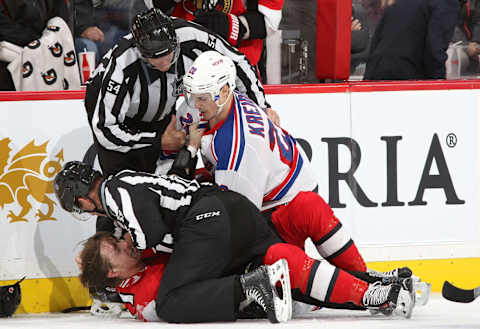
[129,247,141,259]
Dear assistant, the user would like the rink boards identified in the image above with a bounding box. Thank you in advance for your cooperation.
[0,80,479,312]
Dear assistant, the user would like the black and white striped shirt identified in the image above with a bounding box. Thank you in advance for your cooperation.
[85,18,268,154]
[100,170,215,251]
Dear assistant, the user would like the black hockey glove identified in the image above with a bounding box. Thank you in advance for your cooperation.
[194,10,247,47]
[168,146,198,180]
[152,0,178,12]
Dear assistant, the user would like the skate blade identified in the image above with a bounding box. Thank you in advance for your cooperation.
[267,258,292,323]
[414,282,431,306]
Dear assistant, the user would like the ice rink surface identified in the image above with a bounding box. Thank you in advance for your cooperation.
[1,294,479,329]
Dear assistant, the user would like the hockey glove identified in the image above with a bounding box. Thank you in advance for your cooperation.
[194,10,247,47]
[167,146,198,180]
[151,0,178,12]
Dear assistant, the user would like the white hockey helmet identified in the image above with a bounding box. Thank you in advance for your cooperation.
[183,51,236,107]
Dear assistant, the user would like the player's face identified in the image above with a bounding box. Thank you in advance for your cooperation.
[147,51,174,72]
[102,237,142,278]
[190,93,218,119]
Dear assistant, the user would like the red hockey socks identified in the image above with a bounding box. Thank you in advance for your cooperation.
[264,243,368,306]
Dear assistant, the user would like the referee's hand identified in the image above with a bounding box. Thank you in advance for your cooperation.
[161,115,186,151]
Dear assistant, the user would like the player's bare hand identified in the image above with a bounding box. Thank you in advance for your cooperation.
[188,123,205,150]
[161,115,186,151]
[266,107,280,126]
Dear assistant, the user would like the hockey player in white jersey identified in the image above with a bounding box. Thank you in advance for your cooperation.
[177,51,431,316]
[181,51,316,211]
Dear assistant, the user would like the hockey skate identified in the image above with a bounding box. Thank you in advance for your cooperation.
[89,287,124,317]
[367,266,413,284]
[239,258,292,323]
[367,267,431,306]
[363,280,415,319]
[90,297,123,317]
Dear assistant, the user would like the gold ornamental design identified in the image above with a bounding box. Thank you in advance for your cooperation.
[0,138,63,223]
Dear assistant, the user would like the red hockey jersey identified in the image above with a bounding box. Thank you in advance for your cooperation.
[116,253,170,321]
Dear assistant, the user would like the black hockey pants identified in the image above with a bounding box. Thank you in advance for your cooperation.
[155,190,280,323]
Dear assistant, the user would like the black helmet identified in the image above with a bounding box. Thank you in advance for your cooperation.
[131,8,178,58]
[54,161,101,214]
[0,277,25,317]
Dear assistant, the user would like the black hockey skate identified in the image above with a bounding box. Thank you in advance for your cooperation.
[237,302,267,319]
[367,267,430,306]
[239,259,292,323]
[367,267,413,284]
[363,280,414,319]
[89,287,124,317]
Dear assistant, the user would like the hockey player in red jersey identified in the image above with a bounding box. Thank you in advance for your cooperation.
[77,231,414,321]
[57,155,414,321]
[144,0,283,67]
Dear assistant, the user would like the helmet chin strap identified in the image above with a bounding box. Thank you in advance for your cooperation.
[214,85,233,116]
[84,196,106,216]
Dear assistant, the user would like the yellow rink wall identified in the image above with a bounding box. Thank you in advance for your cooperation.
[1,81,479,314]
[0,277,90,313]
[367,258,480,292]
[4,257,480,313]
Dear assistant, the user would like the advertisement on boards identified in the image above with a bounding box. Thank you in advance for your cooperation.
[0,86,479,282]
[0,99,96,280]
[269,89,480,261]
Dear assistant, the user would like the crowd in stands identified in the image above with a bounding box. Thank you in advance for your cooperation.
[0,0,475,91]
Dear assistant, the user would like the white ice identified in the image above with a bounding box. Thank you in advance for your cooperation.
[1,294,478,329]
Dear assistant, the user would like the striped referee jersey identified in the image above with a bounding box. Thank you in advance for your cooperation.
[85,18,268,155]
[100,169,215,252]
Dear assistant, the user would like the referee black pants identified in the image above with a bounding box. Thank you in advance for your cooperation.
[155,190,279,323]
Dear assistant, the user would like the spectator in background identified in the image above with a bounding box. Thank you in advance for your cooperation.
[73,0,104,64]
[144,0,283,78]
[364,0,460,80]
[74,0,147,65]
[351,4,370,75]
[449,0,480,75]
[358,0,395,31]
[0,0,73,90]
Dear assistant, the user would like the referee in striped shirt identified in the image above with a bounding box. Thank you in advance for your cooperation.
[85,8,276,178]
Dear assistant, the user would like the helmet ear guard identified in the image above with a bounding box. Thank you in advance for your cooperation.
[0,277,25,318]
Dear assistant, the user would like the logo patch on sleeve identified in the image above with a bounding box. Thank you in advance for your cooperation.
[106,79,121,95]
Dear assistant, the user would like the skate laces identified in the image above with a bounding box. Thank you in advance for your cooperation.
[363,282,391,307]
[245,287,267,311]
[368,268,397,278]
[381,269,398,277]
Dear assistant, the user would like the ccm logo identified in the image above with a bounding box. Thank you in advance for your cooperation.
[195,211,221,220]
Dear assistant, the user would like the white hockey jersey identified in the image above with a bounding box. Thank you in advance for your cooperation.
[176,91,317,210]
